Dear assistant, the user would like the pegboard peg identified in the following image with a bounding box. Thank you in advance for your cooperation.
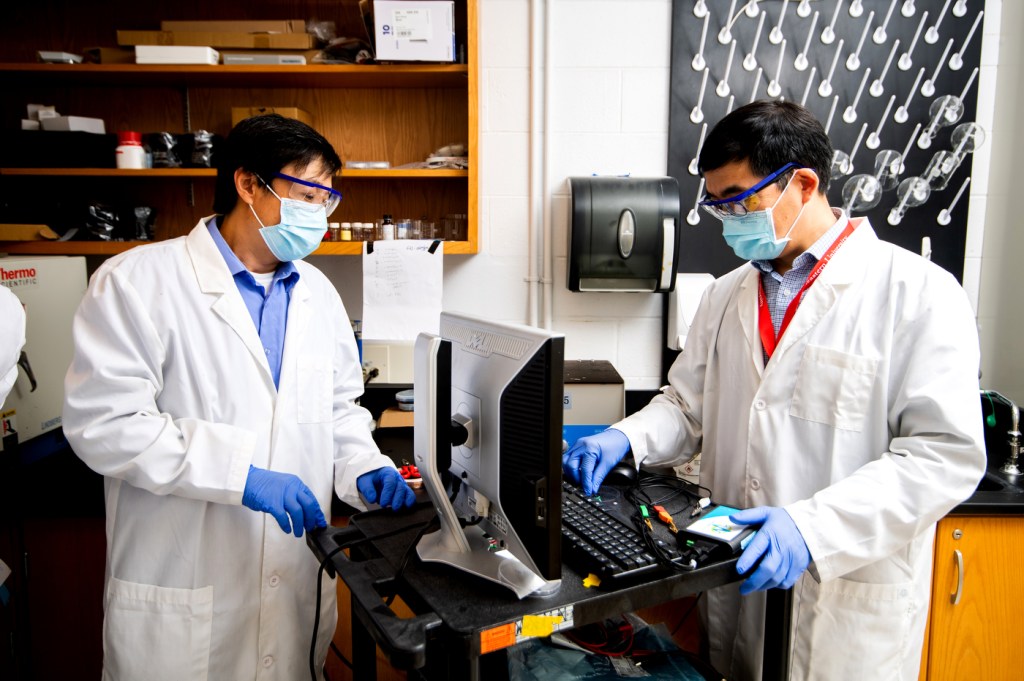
[767,38,786,98]
[925,0,951,44]
[691,67,710,123]
[920,39,954,98]
[952,0,968,18]
[745,0,761,19]
[849,0,864,18]
[800,65,817,106]
[866,94,896,149]
[949,11,983,71]
[901,0,916,18]
[817,38,845,98]
[846,10,874,71]
[692,12,710,71]
[898,123,923,173]
[898,11,928,71]
[743,10,767,71]
[686,178,706,226]
[693,0,708,19]
[797,0,812,18]
[821,0,844,45]
[848,122,869,170]
[769,0,789,44]
[794,10,819,71]
[824,94,840,135]
[749,66,763,103]
[893,67,926,124]
[873,0,898,44]
[844,67,872,124]
[937,177,970,226]
[688,122,708,176]
[869,39,901,97]
[719,0,738,44]
[717,40,737,97]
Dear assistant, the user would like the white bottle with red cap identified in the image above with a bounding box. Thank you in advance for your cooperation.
[115,131,146,169]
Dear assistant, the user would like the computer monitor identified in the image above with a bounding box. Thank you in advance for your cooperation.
[413,312,564,599]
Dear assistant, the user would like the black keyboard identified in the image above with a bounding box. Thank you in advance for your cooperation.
[560,481,690,586]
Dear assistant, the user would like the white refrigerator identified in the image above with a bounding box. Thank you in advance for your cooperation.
[0,256,88,450]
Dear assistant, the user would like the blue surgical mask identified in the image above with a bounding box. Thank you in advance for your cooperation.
[720,176,806,261]
[251,184,328,262]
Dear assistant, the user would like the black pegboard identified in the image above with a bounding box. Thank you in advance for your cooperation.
[668,0,986,281]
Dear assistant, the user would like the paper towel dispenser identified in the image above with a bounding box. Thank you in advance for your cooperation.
[567,176,681,292]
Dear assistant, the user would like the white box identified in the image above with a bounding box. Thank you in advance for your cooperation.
[39,115,106,134]
[135,45,220,65]
[373,1,455,62]
[0,257,88,447]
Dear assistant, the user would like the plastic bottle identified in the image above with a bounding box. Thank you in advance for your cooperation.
[115,131,146,169]
[340,222,352,241]
[327,222,340,242]
[381,214,395,240]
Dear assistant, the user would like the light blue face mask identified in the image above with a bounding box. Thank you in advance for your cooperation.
[720,176,807,261]
[251,182,328,262]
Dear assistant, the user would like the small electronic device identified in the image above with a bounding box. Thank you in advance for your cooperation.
[680,504,757,556]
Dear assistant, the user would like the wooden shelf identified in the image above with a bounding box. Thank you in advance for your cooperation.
[0,63,469,89]
[0,239,475,256]
[1,168,468,179]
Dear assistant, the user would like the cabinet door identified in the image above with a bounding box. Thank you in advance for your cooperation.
[924,516,1024,681]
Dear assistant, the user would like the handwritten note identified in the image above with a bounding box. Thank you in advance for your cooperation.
[361,240,442,341]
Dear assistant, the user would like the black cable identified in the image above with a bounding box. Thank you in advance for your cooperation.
[384,514,441,607]
[329,641,352,670]
[670,591,703,638]
[309,519,432,681]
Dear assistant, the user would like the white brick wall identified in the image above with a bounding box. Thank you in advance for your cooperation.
[315,0,1022,400]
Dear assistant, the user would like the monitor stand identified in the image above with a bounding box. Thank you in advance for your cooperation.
[413,333,560,600]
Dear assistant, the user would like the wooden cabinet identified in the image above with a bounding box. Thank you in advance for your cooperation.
[919,515,1024,680]
[0,1,477,256]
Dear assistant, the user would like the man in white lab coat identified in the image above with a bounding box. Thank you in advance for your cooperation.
[0,284,26,407]
[563,101,985,680]
[63,114,416,680]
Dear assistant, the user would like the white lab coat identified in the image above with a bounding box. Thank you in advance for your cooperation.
[0,284,26,406]
[63,219,396,681]
[615,219,985,681]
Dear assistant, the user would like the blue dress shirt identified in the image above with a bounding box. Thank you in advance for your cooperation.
[208,219,299,389]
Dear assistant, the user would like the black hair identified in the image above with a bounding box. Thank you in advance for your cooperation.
[212,113,342,214]
[697,100,833,194]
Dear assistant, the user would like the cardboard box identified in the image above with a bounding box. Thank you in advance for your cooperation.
[39,115,106,134]
[231,107,314,128]
[378,406,414,428]
[117,30,315,50]
[372,1,455,62]
[161,19,306,34]
[221,50,321,65]
[135,45,220,65]
[84,46,136,64]
[0,224,59,241]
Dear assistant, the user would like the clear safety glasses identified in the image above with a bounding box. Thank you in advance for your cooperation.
[262,172,343,216]
[699,162,803,219]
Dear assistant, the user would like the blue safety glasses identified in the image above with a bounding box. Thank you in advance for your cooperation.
[274,172,343,216]
[699,162,803,218]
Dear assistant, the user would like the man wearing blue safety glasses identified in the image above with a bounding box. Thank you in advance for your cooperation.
[63,114,415,680]
[563,101,985,680]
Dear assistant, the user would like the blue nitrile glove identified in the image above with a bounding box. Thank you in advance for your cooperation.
[561,428,631,496]
[242,465,327,538]
[356,467,416,511]
[730,506,811,595]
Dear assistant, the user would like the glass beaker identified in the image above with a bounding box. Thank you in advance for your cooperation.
[888,176,931,225]
[873,150,903,191]
[841,174,882,215]
[917,95,964,149]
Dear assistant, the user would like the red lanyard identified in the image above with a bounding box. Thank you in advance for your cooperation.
[757,220,856,359]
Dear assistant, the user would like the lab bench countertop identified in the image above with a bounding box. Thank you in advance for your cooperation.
[952,467,1024,515]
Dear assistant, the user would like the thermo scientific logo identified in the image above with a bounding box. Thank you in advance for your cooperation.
[0,265,38,289]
